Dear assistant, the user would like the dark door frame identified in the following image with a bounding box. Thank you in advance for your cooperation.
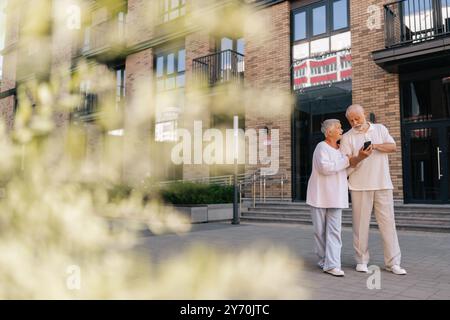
[402,120,450,203]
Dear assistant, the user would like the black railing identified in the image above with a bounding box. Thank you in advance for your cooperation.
[72,93,99,120]
[82,18,126,54]
[192,49,244,87]
[385,0,450,47]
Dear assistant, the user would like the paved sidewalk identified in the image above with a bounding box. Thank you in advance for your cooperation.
[135,222,450,300]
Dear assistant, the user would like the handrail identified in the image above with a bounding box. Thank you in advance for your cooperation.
[158,167,289,212]
[192,49,245,87]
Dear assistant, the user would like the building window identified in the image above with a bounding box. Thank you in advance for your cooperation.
[292,0,349,42]
[155,48,185,92]
[161,0,186,23]
[294,11,307,41]
[332,0,348,30]
[312,5,327,36]
[154,47,185,142]
[115,66,126,110]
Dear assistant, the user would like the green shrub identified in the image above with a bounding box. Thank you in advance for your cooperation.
[160,182,234,205]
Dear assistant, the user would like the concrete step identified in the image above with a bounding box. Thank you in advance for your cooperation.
[244,206,450,218]
[239,215,450,233]
[241,211,450,225]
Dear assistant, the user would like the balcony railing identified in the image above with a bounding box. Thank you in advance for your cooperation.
[192,49,244,87]
[385,0,450,47]
[72,93,99,121]
[82,18,126,56]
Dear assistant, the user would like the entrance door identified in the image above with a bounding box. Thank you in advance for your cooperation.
[293,81,352,201]
[403,123,449,203]
[401,74,450,203]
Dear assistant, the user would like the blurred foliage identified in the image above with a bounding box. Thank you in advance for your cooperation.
[0,0,305,300]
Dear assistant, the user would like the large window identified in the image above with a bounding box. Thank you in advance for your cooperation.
[155,48,185,92]
[115,66,125,110]
[332,0,348,31]
[292,0,351,90]
[154,47,186,142]
[161,0,186,23]
[292,0,349,41]
[312,4,327,36]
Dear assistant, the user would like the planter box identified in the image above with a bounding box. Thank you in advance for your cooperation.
[173,203,235,223]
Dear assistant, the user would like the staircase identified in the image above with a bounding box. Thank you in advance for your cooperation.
[240,201,450,233]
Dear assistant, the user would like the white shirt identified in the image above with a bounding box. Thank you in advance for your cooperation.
[306,141,350,209]
[339,123,395,191]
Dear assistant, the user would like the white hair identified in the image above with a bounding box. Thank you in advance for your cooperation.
[321,119,340,137]
[345,104,365,118]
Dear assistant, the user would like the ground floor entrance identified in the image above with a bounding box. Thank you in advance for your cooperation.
[293,80,351,201]
[401,71,450,204]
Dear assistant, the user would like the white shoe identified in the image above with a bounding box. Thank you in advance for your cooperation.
[356,263,369,273]
[386,265,407,275]
[324,268,345,277]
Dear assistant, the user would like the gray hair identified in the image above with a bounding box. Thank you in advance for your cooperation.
[345,104,365,118]
[321,119,341,136]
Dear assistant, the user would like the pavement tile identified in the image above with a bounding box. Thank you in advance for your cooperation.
[135,221,450,300]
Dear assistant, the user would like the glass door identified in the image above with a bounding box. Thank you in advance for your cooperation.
[403,123,449,203]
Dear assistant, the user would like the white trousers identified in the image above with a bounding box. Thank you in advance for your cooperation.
[350,189,401,267]
[310,207,342,271]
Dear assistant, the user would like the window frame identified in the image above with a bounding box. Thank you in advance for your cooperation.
[160,0,187,24]
[291,0,350,44]
[331,0,350,32]
[154,47,186,93]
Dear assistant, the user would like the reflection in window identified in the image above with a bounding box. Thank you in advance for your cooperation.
[402,78,450,122]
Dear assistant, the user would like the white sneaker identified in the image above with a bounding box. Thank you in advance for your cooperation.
[324,268,345,277]
[386,265,407,275]
[356,263,369,273]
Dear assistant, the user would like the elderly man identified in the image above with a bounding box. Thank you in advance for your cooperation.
[340,104,406,275]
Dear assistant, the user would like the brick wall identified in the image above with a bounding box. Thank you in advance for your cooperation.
[123,48,155,182]
[126,0,156,47]
[0,1,20,130]
[182,31,215,180]
[350,0,403,199]
[244,0,292,199]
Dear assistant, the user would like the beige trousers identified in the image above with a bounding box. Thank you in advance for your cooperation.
[350,189,401,267]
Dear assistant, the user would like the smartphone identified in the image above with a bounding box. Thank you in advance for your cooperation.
[363,141,372,150]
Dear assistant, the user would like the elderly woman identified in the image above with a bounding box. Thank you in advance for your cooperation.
[306,119,350,277]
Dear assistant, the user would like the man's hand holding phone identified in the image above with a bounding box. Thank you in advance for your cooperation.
[359,141,373,159]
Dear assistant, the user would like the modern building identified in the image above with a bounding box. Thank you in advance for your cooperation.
[1,0,450,205]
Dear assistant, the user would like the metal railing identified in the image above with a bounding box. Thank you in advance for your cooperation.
[82,18,126,53]
[239,170,289,208]
[385,0,450,47]
[72,93,99,121]
[158,168,289,211]
[192,49,245,87]
[159,173,249,187]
